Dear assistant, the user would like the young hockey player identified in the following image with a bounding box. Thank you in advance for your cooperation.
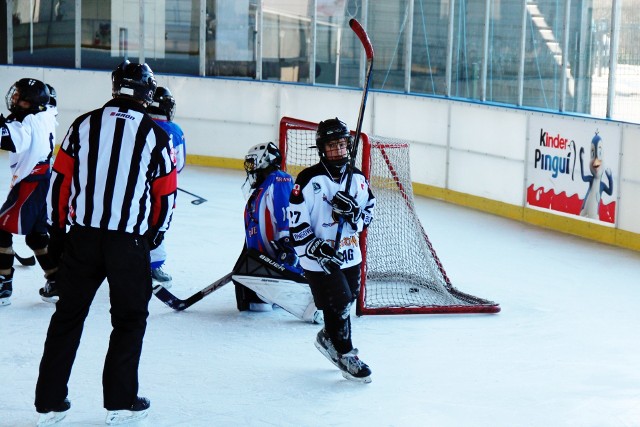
[147,86,186,287]
[0,78,60,306]
[235,142,321,323]
[34,61,176,425]
[288,118,375,383]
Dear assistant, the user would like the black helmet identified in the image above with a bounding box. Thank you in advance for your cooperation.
[46,84,57,107]
[148,86,176,121]
[5,78,50,113]
[315,118,352,167]
[111,60,157,104]
[244,142,282,188]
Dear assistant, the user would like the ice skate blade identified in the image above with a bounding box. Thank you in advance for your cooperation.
[105,408,149,425]
[341,371,372,383]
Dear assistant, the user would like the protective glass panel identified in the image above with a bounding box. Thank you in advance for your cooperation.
[411,0,447,96]
[145,0,200,75]
[262,0,311,82]
[450,0,485,100]
[522,0,566,110]
[205,0,257,78]
[12,0,75,68]
[367,0,411,92]
[81,0,113,70]
[609,2,640,123]
[486,0,522,104]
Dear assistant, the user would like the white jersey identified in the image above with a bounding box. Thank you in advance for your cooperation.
[288,162,375,272]
[1,108,57,187]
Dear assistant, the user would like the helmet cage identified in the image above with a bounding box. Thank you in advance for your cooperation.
[243,142,282,188]
[5,78,50,113]
[315,118,352,167]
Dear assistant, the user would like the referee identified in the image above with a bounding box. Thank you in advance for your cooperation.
[34,61,177,426]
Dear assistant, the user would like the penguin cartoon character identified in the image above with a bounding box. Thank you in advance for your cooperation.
[579,132,613,219]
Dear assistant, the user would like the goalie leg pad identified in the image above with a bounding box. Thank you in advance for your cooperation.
[234,281,261,311]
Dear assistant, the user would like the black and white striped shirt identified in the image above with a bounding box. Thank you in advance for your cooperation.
[48,98,177,235]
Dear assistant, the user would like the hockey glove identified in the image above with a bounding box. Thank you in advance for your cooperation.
[145,229,165,250]
[331,191,361,227]
[47,225,67,262]
[271,237,300,268]
[306,238,344,274]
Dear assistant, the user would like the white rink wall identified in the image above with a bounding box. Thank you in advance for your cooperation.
[1,65,639,247]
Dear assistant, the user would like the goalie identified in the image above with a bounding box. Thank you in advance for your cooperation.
[235,142,321,323]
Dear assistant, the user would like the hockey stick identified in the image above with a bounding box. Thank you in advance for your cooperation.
[15,252,36,266]
[152,249,306,311]
[177,187,207,205]
[153,272,234,311]
[334,18,374,249]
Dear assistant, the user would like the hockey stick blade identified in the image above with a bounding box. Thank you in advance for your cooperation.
[153,272,234,311]
[177,187,208,205]
[15,252,36,266]
[348,19,374,61]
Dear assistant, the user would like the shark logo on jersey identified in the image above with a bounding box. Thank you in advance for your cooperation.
[312,182,321,194]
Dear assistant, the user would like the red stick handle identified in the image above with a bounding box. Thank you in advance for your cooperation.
[349,19,374,60]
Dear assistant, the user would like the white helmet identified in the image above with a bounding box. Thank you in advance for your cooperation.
[243,142,282,189]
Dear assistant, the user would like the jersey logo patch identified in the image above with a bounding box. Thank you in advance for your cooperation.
[312,182,321,193]
[110,111,136,120]
[292,184,301,196]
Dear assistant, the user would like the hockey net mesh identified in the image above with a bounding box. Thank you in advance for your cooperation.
[279,117,499,314]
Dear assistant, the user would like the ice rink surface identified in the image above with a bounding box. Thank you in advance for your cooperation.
[1,156,639,426]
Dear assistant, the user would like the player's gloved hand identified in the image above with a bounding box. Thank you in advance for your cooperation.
[271,237,299,267]
[47,225,67,262]
[331,191,361,226]
[145,228,165,250]
[306,238,344,274]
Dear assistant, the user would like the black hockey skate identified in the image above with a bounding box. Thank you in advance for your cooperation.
[314,328,339,367]
[337,349,372,383]
[0,268,14,306]
[39,274,59,303]
[106,396,150,425]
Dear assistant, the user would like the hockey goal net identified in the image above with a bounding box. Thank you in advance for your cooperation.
[279,116,500,315]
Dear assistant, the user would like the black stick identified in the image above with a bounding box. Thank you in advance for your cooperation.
[152,272,233,311]
[15,252,36,266]
[334,18,374,249]
[177,187,207,205]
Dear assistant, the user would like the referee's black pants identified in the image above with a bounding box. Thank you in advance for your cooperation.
[35,226,152,412]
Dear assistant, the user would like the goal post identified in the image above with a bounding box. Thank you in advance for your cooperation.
[279,116,500,315]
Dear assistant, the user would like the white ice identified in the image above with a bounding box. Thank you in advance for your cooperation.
[1,157,640,427]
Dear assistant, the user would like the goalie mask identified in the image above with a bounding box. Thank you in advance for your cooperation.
[147,86,176,121]
[243,142,282,190]
[111,60,157,105]
[5,78,50,113]
[316,118,352,168]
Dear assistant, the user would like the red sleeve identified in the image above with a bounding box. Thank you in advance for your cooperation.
[51,149,75,228]
[150,167,177,229]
